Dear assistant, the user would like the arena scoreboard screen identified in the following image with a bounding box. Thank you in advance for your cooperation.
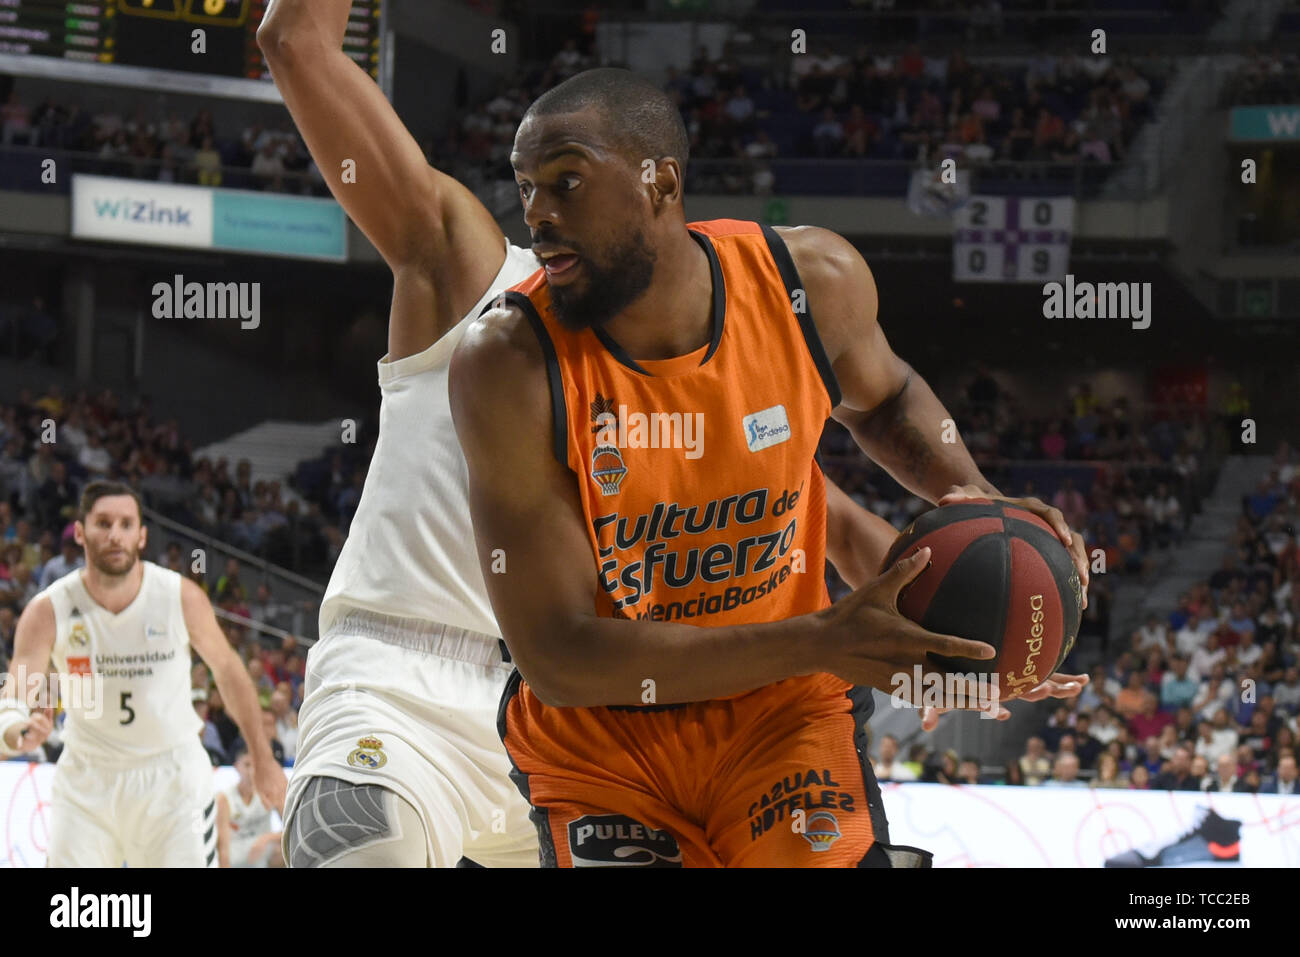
[0,0,387,101]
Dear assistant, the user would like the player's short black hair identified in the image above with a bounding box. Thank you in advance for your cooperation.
[523,67,690,179]
[78,480,143,523]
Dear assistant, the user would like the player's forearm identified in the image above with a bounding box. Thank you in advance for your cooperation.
[514,611,832,708]
[849,368,998,502]
[259,0,352,54]
[826,498,903,590]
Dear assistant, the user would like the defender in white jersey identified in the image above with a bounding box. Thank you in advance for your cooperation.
[260,0,542,867]
[0,483,286,867]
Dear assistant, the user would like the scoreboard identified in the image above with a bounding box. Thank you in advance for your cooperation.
[952,195,1075,283]
[0,0,387,101]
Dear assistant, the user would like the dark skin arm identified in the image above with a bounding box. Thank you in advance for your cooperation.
[786,226,1089,721]
[449,308,996,709]
[780,225,1090,603]
[258,0,505,358]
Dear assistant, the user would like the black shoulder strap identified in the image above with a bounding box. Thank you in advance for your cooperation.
[758,223,843,409]
[492,291,568,467]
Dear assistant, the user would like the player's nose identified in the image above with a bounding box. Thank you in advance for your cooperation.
[522,195,558,233]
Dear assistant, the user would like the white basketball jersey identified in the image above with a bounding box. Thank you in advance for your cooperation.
[223,782,273,839]
[319,238,541,637]
[46,561,200,760]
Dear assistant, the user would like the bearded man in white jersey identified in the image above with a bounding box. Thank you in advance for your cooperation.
[0,482,286,867]
[259,0,1088,868]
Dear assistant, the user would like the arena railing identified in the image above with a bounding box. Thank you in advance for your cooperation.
[572,3,1229,53]
[0,144,328,198]
[684,155,1149,200]
[142,505,324,642]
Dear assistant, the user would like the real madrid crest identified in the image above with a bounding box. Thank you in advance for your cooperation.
[69,622,90,649]
[346,735,387,770]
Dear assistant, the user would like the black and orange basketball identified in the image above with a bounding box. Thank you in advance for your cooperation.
[880,499,1082,700]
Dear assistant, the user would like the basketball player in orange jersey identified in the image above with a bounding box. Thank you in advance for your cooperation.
[450,68,1090,867]
[256,2,1054,866]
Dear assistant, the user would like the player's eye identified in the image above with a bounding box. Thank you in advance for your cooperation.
[559,175,580,191]
[517,181,533,200]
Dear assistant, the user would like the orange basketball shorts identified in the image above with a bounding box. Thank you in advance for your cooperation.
[498,670,932,868]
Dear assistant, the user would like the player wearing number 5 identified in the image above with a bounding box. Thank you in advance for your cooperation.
[0,481,286,867]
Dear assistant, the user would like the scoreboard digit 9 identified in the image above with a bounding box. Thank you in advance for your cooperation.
[0,0,386,101]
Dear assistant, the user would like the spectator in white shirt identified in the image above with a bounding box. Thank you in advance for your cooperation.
[1209,708,1240,757]
[873,734,917,781]
[1144,483,1180,545]
[77,431,111,476]
[1193,718,1235,765]
[1207,753,1237,793]
[1193,663,1236,722]
[1234,631,1263,669]
[1174,612,1213,657]
[1133,614,1170,654]
[1089,706,1121,745]
[1188,631,1226,681]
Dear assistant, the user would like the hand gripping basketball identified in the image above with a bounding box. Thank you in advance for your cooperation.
[821,546,997,710]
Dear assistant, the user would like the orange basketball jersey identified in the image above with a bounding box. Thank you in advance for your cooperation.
[502,219,841,647]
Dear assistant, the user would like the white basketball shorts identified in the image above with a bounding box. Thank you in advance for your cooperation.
[283,610,538,867]
[47,738,218,867]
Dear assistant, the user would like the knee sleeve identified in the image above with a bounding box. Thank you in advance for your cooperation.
[285,777,428,868]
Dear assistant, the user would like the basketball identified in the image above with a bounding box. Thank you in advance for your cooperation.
[881,500,1083,701]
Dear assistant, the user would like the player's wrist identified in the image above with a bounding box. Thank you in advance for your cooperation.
[0,701,31,756]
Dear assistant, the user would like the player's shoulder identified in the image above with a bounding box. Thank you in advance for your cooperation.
[16,591,55,632]
[774,225,870,283]
[453,288,547,383]
[176,572,210,613]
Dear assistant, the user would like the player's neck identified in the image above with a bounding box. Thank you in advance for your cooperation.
[601,232,712,361]
[81,561,145,614]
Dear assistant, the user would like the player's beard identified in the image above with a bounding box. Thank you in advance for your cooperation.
[87,542,140,578]
[546,226,657,332]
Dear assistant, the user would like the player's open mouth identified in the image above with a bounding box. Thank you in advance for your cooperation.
[544,254,580,280]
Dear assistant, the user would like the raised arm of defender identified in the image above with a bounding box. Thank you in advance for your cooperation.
[258,0,507,355]
[449,307,996,709]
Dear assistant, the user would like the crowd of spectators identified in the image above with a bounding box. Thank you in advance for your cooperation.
[3,31,1165,202]
[0,90,325,195]
[436,39,1164,197]
[0,385,332,767]
[822,369,1221,657]
[872,439,1300,796]
[1221,48,1300,106]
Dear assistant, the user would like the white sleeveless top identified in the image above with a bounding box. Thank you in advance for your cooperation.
[222,781,273,843]
[318,239,541,637]
[45,561,200,760]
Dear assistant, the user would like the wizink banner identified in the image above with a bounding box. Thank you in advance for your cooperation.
[883,782,1298,867]
[70,175,346,261]
[1229,106,1300,141]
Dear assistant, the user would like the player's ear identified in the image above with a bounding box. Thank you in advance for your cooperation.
[647,156,683,210]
